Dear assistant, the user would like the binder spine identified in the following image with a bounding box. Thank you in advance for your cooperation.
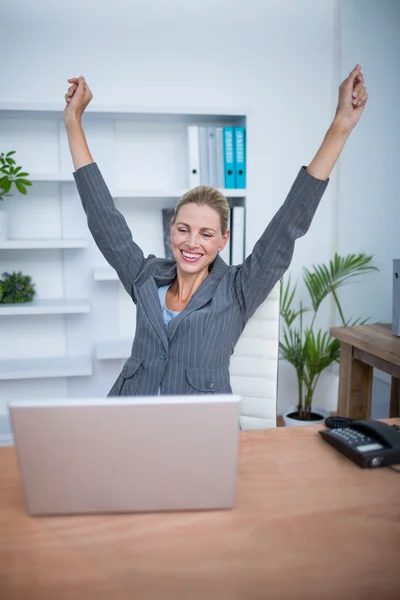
[187,126,201,187]
[215,127,225,189]
[223,127,236,189]
[234,127,246,189]
[207,127,218,188]
[199,127,209,185]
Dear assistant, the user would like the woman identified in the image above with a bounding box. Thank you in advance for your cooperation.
[64,66,368,398]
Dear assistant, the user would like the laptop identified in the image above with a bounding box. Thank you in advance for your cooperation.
[9,394,241,516]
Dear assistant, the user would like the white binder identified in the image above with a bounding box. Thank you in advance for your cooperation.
[187,126,201,187]
[199,127,209,185]
[231,206,245,265]
[216,127,225,189]
[207,127,218,188]
[219,208,231,265]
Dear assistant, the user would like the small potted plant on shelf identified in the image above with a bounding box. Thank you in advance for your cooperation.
[0,271,36,305]
[0,151,32,241]
[279,253,379,426]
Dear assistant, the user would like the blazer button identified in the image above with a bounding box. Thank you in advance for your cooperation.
[160,351,167,360]
[206,381,214,389]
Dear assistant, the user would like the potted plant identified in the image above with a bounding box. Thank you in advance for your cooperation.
[0,271,36,304]
[0,151,32,240]
[279,253,379,426]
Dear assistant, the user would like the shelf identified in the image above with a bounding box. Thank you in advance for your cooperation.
[0,299,91,316]
[0,102,250,121]
[96,339,131,360]
[29,173,74,182]
[0,103,248,395]
[0,356,92,380]
[114,188,246,199]
[93,267,119,281]
[0,239,88,249]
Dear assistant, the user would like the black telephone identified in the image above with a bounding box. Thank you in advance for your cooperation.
[319,420,400,469]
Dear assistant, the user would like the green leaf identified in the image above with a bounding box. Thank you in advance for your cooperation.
[6,151,16,157]
[15,172,29,178]
[13,166,22,175]
[279,327,306,372]
[303,252,379,314]
[6,158,16,166]
[280,276,309,327]
[15,181,27,195]
[280,276,296,313]
[0,178,12,193]
[17,179,32,186]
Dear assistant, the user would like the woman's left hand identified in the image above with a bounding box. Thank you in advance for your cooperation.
[334,64,368,132]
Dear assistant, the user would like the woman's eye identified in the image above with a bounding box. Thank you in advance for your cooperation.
[178,228,187,233]
[202,233,212,238]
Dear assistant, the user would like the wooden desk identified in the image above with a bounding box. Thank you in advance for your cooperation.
[1,422,400,600]
[330,324,400,420]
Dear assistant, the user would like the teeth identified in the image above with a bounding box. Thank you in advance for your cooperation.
[182,251,202,259]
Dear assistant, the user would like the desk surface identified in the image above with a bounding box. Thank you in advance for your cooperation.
[1,421,400,600]
[330,323,400,366]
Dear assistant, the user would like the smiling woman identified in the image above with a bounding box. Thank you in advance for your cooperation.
[168,197,230,310]
[63,67,368,403]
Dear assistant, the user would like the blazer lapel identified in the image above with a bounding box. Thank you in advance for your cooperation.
[136,255,229,348]
[167,255,229,343]
[136,276,169,352]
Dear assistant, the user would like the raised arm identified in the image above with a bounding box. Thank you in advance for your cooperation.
[306,65,368,180]
[63,77,145,298]
[234,65,369,319]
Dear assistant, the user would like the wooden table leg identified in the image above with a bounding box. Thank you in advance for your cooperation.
[337,342,373,420]
[389,377,400,417]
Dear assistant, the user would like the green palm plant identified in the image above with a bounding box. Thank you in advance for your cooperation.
[280,253,379,420]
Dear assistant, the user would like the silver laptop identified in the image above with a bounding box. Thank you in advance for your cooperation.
[9,395,241,516]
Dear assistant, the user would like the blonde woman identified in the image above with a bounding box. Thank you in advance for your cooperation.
[63,66,368,399]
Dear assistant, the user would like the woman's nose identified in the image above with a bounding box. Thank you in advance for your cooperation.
[187,233,199,248]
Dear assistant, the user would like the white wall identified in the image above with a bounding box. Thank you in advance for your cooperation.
[278,0,400,416]
[338,0,400,324]
[336,0,400,414]
[2,0,350,414]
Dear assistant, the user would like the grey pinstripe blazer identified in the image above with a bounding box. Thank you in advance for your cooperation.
[73,163,328,397]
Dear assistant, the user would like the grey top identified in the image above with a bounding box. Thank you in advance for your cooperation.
[157,284,180,395]
[73,163,329,397]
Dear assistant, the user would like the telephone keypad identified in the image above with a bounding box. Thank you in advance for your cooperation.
[329,427,380,449]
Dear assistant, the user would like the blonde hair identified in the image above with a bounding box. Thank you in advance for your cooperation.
[173,186,230,235]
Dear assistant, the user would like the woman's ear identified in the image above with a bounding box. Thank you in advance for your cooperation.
[218,230,230,251]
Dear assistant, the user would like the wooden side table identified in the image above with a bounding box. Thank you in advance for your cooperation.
[330,323,400,420]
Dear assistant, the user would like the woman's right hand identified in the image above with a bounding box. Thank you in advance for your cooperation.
[63,76,93,128]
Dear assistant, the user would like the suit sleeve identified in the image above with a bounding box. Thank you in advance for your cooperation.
[233,166,329,319]
[73,162,145,298]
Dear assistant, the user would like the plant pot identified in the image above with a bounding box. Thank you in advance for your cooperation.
[283,406,330,427]
[0,211,7,241]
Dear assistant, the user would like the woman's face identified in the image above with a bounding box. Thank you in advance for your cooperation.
[171,203,229,275]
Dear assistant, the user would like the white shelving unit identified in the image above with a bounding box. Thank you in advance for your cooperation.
[0,102,248,404]
[0,299,90,316]
[114,188,246,199]
[0,356,92,380]
[0,240,88,250]
[93,267,118,281]
[29,173,74,182]
[96,339,131,360]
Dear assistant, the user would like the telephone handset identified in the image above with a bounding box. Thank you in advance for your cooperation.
[319,419,400,468]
